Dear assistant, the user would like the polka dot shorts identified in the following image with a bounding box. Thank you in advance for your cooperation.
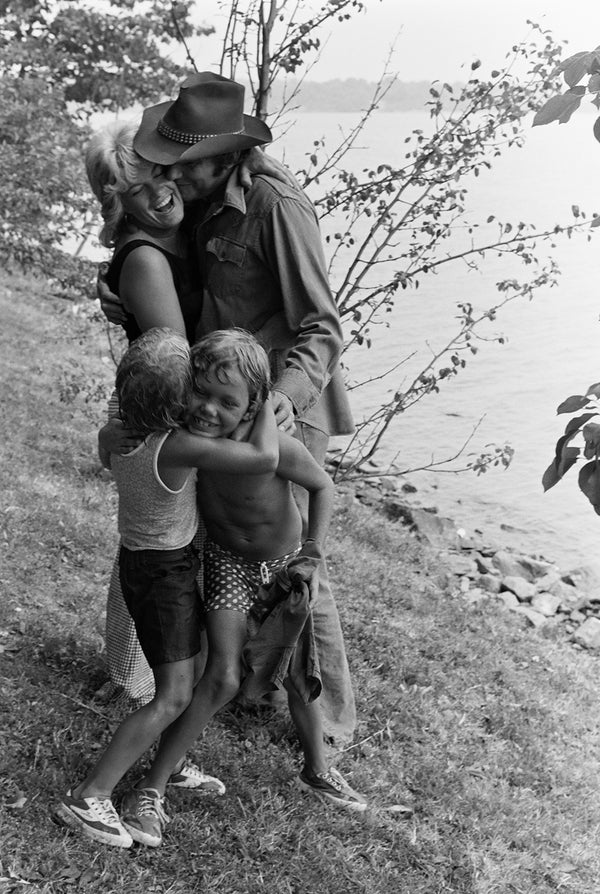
[203,539,301,614]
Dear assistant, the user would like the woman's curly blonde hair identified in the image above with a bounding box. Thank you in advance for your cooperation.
[85,119,145,247]
[116,328,192,435]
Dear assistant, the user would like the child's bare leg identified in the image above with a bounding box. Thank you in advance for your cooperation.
[285,684,328,776]
[140,609,247,794]
[73,656,195,800]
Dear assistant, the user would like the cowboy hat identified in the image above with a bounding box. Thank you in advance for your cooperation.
[133,72,272,166]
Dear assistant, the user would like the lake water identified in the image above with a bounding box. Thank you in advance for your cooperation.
[276,111,600,572]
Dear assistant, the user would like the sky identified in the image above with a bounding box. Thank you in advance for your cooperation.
[188,0,600,83]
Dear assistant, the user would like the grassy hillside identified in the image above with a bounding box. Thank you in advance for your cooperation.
[1,268,600,894]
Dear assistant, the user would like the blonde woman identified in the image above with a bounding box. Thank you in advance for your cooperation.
[86,119,295,776]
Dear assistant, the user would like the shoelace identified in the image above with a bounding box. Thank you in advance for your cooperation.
[89,796,121,823]
[136,791,170,826]
[318,771,343,793]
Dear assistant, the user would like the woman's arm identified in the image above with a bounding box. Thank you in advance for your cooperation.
[237,147,300,191]
[98,417,145,462]
[119,246,186,336]
[161,397,279,474]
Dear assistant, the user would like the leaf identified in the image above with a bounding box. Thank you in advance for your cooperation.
[563,53,594,87]
[533,90,584,127]
[555,861,578,873]
[559,446,581,477]
[542,436,581,491]
[583,421,600,458]
[542,459,561,491]
[556,394,591,414]
[579,460,600,513]
[564,412,597,436]
[550,51,592,79]
[385,803,414,817]
[587,382,600,398]
[6,791,27,810]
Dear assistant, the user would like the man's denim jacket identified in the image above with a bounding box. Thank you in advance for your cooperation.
[190,173,354,437]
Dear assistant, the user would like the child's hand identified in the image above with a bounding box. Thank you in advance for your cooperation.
[230,418,254,442]
[230,395,275,441]
[99,418,144,455]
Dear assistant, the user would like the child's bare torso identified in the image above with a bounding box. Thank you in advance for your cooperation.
[197,468,302,561]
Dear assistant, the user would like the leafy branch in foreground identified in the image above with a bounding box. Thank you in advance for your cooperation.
[542,383,600,514]
[533,43,600,153]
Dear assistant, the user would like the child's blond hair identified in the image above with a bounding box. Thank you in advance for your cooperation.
[116,328,192,435]
[191,329,271,412]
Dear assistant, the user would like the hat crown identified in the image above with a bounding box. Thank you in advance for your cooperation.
[133,71,272,165]
[162,73,245,138]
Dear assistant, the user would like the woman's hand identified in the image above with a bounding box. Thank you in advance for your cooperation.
[271,390,296,433]
[237,147,300,191]
[99,417,144,456]
[97,263,127,325]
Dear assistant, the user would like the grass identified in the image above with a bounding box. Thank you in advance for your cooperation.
[2,267,600,893]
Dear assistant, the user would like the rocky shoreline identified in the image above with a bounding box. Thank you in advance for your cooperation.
[331,466,600,653]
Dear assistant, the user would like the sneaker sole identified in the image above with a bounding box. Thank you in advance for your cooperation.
[297,778,368,813]
[167,777,226,794]
[121,820,162,848]
[54,802,133,848]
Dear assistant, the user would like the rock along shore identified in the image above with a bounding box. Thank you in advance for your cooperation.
[328,460,600,653]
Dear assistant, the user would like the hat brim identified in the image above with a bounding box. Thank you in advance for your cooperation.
[133,100,272,166]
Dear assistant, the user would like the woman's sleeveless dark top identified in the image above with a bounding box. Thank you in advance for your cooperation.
[107,239,201,344]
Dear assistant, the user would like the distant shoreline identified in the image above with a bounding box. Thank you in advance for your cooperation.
[267,78,450,113]
[272,78,599,115]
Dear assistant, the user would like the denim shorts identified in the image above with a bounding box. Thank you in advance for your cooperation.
[119,543,201,668]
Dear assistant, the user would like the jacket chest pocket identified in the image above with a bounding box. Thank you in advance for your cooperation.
[204,236,246,298]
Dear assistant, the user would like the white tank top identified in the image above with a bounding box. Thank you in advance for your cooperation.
[111,431,198,550]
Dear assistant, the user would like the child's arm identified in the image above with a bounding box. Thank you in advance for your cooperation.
[161,396,279,474]
[276,434,335,547]
[97,388,143,468]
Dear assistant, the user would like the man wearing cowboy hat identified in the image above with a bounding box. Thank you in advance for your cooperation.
[101,72,356,747]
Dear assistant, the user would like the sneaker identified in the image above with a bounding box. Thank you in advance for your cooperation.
[120,787,170,847]
[167,760,226,795]
[55,789,133,848]
[298,767,367,812]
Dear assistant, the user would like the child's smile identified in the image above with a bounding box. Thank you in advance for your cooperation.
[186,366,251,439]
